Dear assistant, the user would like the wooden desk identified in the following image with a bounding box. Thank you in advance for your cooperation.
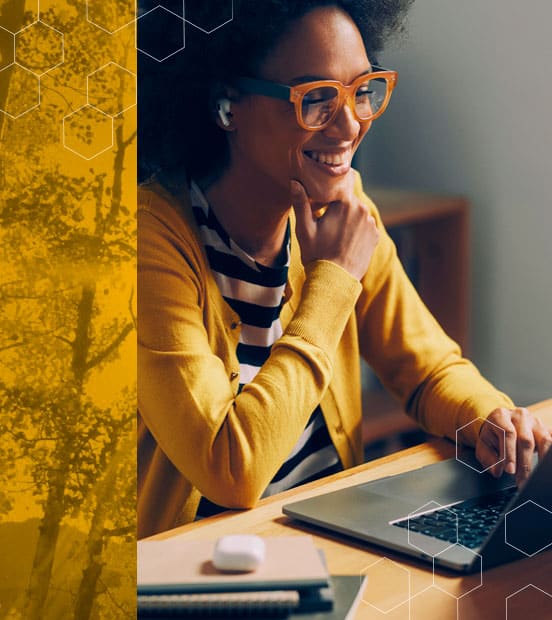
[151,400,552,619]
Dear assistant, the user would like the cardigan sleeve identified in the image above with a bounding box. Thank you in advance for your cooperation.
[353,174,513,446]
[138,200,361,510]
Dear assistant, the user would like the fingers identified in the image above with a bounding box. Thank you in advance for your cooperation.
[475,429,502,475]
[477,411,514,477]
[534,417,552,460]
[512,408,536,486]
[476,408,552,486]
[495,409,517,476]
[289,178,379,279]
[290,180,316,240]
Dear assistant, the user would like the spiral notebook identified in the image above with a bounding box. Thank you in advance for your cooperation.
[137,575,366,618]
[138,589,299,616]
[138,535,329,595]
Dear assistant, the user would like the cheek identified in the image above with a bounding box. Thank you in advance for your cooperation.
[237,103,304,182]
[356,120,372,145]
[256,126,308,189]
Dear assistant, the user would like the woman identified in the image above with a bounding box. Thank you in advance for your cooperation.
[137,0,551,539]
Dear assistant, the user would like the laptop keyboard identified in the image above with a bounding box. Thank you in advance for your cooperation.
[393,486,517,549]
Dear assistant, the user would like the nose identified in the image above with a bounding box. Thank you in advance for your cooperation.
[323,98,361,141]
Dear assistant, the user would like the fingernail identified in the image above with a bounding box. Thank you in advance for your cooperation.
[505,462,515,474]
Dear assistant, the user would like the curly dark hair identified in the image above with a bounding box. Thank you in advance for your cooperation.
[138,0,414,189]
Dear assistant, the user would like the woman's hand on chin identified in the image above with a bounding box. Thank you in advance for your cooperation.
[290,176,379,281]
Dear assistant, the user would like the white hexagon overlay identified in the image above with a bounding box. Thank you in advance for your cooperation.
[432,544,482,599]
[456,417,505,473]
[506,584,552,620]
[14,19,64,77]
[0,25,15,71]
[0,64,40,119]
[504,499,552,557]
[86,0,136,35]
[62,104,114,160]
[404,500,459,556]
[184,0,234,34]
[87,61,137,117]
[411,585,461,619]
[360,557,411,614]
[137,4,185,62]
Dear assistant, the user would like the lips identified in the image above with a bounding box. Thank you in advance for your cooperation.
[303,148,352,176]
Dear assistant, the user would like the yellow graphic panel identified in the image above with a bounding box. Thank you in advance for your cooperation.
[88,61,136,117]
[0,0,136,618]
[15,19,64,76]
[86,0,135,35]
[0,24,14,69]
[0,63,39,118]
[63,104,114,159]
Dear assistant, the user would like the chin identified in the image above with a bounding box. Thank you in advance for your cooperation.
[291,145,356,206]
[297,164,353,206]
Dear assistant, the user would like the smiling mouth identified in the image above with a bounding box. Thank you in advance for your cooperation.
[303,149,352,175]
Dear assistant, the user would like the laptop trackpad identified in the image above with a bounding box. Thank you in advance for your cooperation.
[360,458,514,507]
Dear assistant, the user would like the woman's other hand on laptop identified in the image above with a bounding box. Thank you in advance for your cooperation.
[476,408,552,486]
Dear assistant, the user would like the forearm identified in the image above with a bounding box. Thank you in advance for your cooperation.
[139,259,361,508]
[406,355,514,446]
[355,184,513,447]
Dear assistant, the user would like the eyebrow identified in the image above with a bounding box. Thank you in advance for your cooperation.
[289,68,372,85]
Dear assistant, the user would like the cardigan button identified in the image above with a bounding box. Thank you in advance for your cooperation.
[230,371,239,380]
[230,321,241,330]
[335,424,344,434]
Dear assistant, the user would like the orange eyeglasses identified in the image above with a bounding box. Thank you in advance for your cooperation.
[235,66,398,131]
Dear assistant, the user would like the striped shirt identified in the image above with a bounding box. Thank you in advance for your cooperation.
[190,182,341,517]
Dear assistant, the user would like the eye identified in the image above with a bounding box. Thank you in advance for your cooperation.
[303,86,338,105]
[355,85,373,100]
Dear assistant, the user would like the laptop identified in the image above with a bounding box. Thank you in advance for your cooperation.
[283,446,552,573]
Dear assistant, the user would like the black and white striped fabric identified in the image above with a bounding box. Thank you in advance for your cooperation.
[190,182,342,517]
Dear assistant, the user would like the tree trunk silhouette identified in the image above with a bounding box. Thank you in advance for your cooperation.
[24,281,96,618]
[0,0,25,169]
[72,108,135,617]
[73,435,132,620]
[23,466,68,620]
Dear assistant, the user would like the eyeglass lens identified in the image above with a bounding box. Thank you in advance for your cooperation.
[301,78,388,128]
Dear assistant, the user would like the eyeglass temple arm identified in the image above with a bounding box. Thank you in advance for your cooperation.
[370,65,394,83]
[235,77,291,101]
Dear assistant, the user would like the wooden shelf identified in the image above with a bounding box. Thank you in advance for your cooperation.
[362,388,418,444]
[371,186,470,352]
[362,186,470,454]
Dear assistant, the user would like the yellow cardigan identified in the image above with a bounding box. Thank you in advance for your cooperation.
[137,171,513,539]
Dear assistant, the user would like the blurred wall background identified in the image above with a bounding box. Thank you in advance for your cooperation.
[357,0,552,405]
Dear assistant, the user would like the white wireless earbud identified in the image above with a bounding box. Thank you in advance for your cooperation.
[216,98,232,127]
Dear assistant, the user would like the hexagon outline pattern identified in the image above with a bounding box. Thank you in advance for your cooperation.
[406,500,459,557]
[359,557,411,614]
[0,64,41,119]
[456,417,505,473]
[505,583,552,620]
[504,499,552,557]
[136,5,185,62]
[87,61,137,117]
[14,19,65,77]
[62,104,114,160]
[432,544,483,599]
[86,0,136,35]
[184,0,234,34]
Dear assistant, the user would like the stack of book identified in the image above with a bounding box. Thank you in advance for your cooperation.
[138,535,365,618]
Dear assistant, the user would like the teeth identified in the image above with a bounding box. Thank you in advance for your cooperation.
[307,151,349,166]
